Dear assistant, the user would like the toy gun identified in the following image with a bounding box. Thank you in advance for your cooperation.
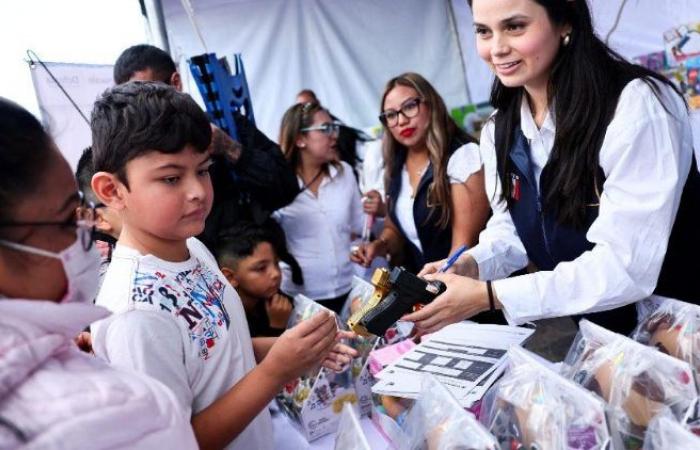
[347,267,446,337]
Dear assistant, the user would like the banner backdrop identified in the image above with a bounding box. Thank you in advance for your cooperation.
[30,62,113,169]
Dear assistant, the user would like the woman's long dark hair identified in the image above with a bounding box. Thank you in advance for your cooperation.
[472,0,682,227]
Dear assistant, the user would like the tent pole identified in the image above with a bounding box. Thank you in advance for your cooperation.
[143,0,171,54]
[447,0,473,105]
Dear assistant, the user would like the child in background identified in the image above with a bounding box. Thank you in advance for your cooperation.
[216,223,293,337]
[75,146,122,280]
[89,81,356,450]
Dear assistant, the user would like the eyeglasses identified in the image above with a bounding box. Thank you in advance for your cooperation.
[300,121,340,136]
[379,97,424,128]
[0,191,97,252]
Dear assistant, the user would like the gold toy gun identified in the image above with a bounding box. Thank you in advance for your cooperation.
[347,267,446,337]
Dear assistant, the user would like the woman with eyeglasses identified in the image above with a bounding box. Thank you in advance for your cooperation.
[0,97,198,448]
[406,0,700,338]
[351,72,490,275]
[274,102,364,313]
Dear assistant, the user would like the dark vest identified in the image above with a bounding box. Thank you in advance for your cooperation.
[387,139,467,272]
[503,126,700,335]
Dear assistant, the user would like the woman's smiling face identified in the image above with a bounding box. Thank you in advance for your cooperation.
[472,0,570,94]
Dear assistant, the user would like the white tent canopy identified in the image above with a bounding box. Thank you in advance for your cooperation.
[163,0,473,138]
[157,0,699,141]
[27,0,700,164]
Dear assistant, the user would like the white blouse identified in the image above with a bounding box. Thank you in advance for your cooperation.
[273,162,364,300]
[467,79,694,325]
[395,142,482,252]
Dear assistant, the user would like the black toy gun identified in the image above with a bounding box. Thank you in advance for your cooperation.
[347,267,446,337]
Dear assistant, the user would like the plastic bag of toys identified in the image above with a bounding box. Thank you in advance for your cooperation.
[277,295,375,441]
[632,297,700,382]
[401,374,498,450]
[564,320,697,450]
[480,346,610,450]
[334,402,371,450]
[340,276,377,324]
[642,413,700,449]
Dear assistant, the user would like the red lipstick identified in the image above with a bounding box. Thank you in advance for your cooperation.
[399,128,416,138]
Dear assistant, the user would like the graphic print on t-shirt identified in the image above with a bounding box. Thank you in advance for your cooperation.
[131,259,230,360]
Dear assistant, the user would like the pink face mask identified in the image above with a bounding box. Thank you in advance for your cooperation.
[0,229,101,304]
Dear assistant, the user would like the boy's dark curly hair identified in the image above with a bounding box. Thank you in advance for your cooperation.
[91,81,211,187]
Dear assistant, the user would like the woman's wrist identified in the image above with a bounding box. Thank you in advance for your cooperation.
[376,235,390,255]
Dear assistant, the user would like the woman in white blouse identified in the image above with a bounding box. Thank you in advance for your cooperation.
[351,72,490,274]
[408,0,700,335]
[274,102,364,313]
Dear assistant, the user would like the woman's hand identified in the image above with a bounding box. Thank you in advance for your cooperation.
[350,239,387,267]
[362,190,386,217]
[402,273,490,334]
[418,253,479,279]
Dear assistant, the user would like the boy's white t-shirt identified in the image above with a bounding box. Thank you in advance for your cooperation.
[92,238,273,450]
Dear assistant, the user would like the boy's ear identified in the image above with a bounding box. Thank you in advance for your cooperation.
[220,267,238,287]
[170,71,183,92]
[91,171,127,211]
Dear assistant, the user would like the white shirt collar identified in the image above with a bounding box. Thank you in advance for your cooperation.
[519,96,556,140]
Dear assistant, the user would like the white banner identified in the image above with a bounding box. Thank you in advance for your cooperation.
[30,62,114,170]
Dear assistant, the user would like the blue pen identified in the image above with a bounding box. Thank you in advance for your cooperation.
[438,244,469,273]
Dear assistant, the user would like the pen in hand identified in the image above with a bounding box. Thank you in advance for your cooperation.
[437,244,469,273]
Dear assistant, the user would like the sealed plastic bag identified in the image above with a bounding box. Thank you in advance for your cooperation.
[278,295,336,422]
[632,297,700,381]
[401,374,498,450]
[278,295,378,441]
[480,346,610,450]
[334,402,371,450]
[564,319,697,449]
[642,413,700,449]
[341,276,377,323]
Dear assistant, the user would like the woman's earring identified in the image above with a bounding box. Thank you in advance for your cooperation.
[563,34,571,47]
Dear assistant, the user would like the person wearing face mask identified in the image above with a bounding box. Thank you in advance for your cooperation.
[408,0,700,338]
[273,102,365,314]
[0,97,197,448]
[351,73,490,276]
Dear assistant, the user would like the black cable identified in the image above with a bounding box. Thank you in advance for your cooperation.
[0,416,27,443]
[298,168,325,193]
[26,49,90,126]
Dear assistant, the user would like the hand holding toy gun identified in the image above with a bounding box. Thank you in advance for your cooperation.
[347,267,446,337]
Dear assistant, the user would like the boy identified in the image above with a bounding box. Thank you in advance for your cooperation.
[216,223,293,337]
[90,82,354,450]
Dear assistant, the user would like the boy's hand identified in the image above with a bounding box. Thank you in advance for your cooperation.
[265,293,293,329]
[260,311,338,384]
[321,330,359,372]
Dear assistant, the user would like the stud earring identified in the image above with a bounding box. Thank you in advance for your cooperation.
[563,34,571,46]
